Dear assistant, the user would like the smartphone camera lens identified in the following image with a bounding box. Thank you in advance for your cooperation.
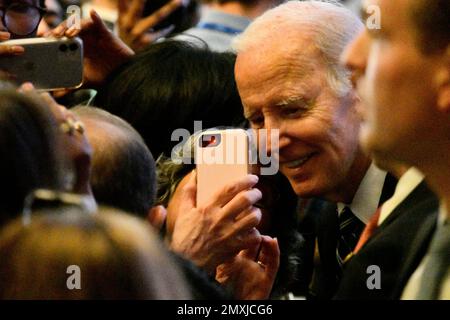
[59,44,68,52]
[200,134,221,148]
[69,43,79,51]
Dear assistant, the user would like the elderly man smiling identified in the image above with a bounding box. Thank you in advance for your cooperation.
[233,0,397,299]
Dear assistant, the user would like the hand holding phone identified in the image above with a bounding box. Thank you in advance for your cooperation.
[0,39,25,56]
[169,170,263,274]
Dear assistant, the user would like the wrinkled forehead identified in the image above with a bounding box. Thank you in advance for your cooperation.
[235,39,325,97]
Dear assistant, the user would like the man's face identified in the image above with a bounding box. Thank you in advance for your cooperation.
[235,36,363,199]
[0,0,43,38]
[342,0,441,164]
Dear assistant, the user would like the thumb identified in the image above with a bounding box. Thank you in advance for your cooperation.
[19,82,35,92]
[148,205,167,231]
[90,9,110,34]
[177,170,197,212]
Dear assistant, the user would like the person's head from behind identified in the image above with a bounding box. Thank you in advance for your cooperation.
[0,0,47,38]
[72,106,157,220]
[95,40,245,158]
[0,90,67,227]
[16,83,93,196]
[0,205,191,299]
[234,1,365,203]
[41,99,93,196]
[342,0,450,170]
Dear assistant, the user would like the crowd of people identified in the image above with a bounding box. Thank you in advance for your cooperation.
[0,0,448,300]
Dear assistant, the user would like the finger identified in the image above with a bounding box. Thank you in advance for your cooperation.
[121,0,145,31]
[0,45,24,56]
[19,82,35,92]
[0,31,11,41]
[128,0,146,19]
[220,188,262,221]
[205,174,259,209]
[128,33,153,52]
[88,10,110,34]
[132,0,182,37]
[117,0,130,29]
[232,205,262,232]
[238,235,262,261]
[118,0,130,13]
[50,20,69,37]
[65,25,81,38]
[221,227,261,261]
[236,227,262,251]
[177,170,197,213]
[257,236,280,275]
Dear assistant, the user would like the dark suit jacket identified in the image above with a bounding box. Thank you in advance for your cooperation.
[292,173,398,300]
[334,181,439,299]
[390,207,439,299]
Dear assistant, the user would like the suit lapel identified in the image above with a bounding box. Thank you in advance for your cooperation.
[391,209,438,298]
[368,181,432,242]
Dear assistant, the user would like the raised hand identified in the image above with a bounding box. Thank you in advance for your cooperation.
[169,171,263,275]
[118,0,183,52]
[47,10,135,87]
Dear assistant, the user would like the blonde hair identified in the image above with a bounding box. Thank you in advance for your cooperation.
[0,206,191,299]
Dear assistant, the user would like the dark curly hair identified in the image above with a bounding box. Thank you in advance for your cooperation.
[95,40,245,159]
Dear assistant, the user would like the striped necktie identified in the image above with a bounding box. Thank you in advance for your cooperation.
[336,206,365,268]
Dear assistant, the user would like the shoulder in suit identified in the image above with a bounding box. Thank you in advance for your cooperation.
[293,173,398,300]
[334,181,439,299]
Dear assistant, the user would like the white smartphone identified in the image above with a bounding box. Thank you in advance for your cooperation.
[0,37,83,91]
[195,129,251,206]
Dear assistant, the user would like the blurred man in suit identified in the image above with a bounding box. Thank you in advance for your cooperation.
[342,0,449,299]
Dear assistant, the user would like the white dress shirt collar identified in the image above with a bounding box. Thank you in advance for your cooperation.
[438,202,449,226]
[337,163,387,224]
[378,167,425,226]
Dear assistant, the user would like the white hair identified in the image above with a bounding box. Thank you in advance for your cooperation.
[233,0,363,97]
